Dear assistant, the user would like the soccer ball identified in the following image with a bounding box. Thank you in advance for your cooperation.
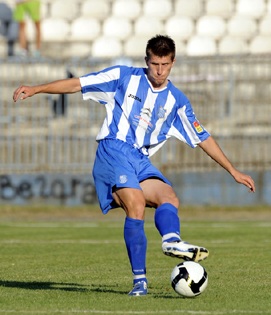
[171,261,208,297]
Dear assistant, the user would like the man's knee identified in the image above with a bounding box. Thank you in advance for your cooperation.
[113,187,146,220]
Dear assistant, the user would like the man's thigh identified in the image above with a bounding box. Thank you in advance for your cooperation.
[140,179,179,209]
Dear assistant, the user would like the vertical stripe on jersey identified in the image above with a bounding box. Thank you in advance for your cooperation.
[96,101,115,140]
[116,75,141,142]
[135,87,158,148]
[177,105,200,147]
[149,90,175,145]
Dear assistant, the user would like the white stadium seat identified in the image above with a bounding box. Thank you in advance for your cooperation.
[227,16,257,39]
[143,0,172,19]
[92,37,122,58]
[219,36,249,55]
[174,39,186,55]
[41,18,70,42]
[165,16,194,40]
[175,0,203,18]
[134,16,164,37]
[103,17,132,40]
[196,16,226,39]
[112,0,141,19]
[259,17,271,35]
[186,36,217,56]
[206,0,234,18]
[250,36,271,54]
[124,36,150,57]
[236,0,266,18]
[70,18,101,41]
[81,0,110,20]
[50,0,78,21]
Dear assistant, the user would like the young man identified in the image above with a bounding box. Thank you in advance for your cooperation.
[13,0,41,57]
[13,35,255,296]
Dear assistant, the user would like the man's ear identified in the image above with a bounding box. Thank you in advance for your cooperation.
[145,56,148,65]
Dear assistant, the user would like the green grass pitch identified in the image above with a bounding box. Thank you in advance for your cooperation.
[0,205,270,315]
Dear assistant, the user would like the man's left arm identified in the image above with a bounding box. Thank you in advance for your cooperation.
[199,136,255,193]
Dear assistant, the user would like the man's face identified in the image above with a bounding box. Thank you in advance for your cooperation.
[145,53,175,90]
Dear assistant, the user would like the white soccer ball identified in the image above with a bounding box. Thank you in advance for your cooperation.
[171,261,208,297]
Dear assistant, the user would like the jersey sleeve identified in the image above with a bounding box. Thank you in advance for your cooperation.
[79,66,123,104]
[169,101,210,148]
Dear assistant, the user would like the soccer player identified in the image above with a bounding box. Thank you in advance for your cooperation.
[13,35,255,296]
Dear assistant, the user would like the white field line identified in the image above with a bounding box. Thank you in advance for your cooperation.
[0,239,234,244]
[0,310,270,314]
[1,222,271,228]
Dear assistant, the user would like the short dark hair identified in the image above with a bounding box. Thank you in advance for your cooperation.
[146,35,175,61]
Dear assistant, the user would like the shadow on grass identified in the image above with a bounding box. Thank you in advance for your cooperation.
[0,280,127,294]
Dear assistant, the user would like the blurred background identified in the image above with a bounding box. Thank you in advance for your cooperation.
[0,0,270,207]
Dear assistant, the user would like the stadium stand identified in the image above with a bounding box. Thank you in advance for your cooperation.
[92,36,122,57]
[250,36,271,54]
[259,16,271,35]
[134,16,164,37]
[175,0,203,19]
[41,18,70,42]
[205,0,234,18]
[70,17,101,41]
[103,17,132,40]
[186,36,217,56]
[165,16,194,40]
[236,0,266,18]
[227,16,257,39]
[112,0,141,19]
[81,0,110,20]
[143,0,172,19]
[219,36,249,55]
[50,0,79,21]
[124,35,149,57]
[196,16,226,39]
[1,0,271,58]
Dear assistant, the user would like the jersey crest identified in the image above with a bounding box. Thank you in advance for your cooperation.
[157,106,166,119]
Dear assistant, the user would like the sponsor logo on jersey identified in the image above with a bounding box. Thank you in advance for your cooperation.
[157,106,166,119]
[140,107,152,119]
[128,94,141,102]
[119,175,128,184]
[193,121,203,133]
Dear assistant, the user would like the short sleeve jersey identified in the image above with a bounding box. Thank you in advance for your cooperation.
[79,65,210,157]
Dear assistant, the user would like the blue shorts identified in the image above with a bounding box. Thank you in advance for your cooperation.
[93,139,172,214]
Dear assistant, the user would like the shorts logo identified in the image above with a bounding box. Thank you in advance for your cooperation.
[119,175,128,184]
[193,121,203,133]
[157,106,166,119]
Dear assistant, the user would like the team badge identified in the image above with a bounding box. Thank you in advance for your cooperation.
[193,121,203,133]
[157,106,166,119]
[119,175,128,184]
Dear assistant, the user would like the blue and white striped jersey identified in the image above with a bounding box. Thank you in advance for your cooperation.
[79,65,210,157]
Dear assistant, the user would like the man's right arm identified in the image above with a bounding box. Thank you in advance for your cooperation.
[13,78,81,102]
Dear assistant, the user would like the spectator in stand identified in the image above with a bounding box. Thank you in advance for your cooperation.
[13,0,41,57]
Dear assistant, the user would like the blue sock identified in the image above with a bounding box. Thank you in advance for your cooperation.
[124,217,147,285]
[155,203,181,242]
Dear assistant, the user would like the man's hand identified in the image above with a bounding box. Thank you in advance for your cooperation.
[231,169,255,193]
[13,85,37,102]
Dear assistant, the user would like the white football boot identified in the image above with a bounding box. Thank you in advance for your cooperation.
[162,240,209,262]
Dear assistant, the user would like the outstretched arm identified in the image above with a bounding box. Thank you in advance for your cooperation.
[199,136,255,192]
[13,78,81,102]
